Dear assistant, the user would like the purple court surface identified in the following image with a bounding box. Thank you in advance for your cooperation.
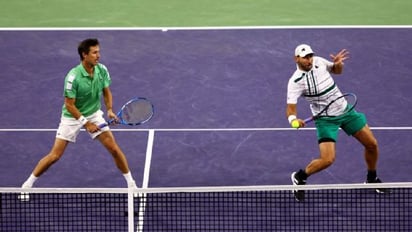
[0,28,411,189]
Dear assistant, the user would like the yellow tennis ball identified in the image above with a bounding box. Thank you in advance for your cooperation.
[291,120,300,128]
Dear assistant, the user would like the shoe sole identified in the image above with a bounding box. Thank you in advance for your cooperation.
[375,189,391,194]
[291,172,305,202]
[363,182,391,194]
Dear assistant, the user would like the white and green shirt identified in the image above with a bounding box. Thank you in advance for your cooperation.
[62,63,111,118]
[287,56,347,117]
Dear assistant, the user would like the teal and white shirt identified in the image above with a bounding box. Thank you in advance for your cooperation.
[62,63,111,118]
[287,56,347,117]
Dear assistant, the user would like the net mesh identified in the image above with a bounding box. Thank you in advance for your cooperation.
[1,191,132,231]
[1,183,411,232]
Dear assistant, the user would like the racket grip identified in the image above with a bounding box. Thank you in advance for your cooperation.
[98,123,108,128]
[303,117,314,124]
[98,119,115,128]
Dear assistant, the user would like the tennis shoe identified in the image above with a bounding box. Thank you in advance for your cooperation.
[365,177,391,194]
[291,172,306,202]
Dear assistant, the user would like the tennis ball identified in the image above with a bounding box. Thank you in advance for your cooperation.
[291,120,300,128]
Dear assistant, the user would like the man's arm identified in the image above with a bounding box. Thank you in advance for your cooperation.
[64,97,82,120]
[64,97,99,132]
[102,87,117,120]
[286,103,297,119]
[286,103,306,128]
[330,49,349,74]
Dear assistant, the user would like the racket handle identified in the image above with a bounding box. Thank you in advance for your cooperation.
[303,117,314,124]
[98,119,115,128]
[98,123,108,128]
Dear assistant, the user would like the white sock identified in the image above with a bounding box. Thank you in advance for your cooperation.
[22,174,38,188]
[123,171,135,184]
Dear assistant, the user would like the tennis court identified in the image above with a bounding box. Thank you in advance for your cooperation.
[1,1,412,231]
[1,26,411,232]
[1,27,412,184]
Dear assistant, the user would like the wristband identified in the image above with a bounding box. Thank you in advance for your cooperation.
[288,115,297,124]
[78,115,88,126]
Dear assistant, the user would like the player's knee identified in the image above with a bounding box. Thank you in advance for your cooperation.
[47,153,62,163]
[364,138,378,153]
[106,145,118,155]
[321,156,335,168]
[107,145,123,158]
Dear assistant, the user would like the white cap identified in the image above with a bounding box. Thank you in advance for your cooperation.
[295,44,314,57]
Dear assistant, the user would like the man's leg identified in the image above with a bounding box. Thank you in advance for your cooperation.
[353,125,379,173]
[97,131,137,188]
[292,142,336,201]
[20,138,69,201]
[22,138,69,188]
[353,125,389,193]
[306,142,336,176]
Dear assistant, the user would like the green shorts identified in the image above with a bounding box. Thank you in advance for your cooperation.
[314,109,367,143]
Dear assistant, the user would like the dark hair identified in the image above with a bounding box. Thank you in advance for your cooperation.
[77,38,99,60]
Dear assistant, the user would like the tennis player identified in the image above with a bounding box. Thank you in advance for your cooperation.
[286,44,388,201]
[21,38,137,190]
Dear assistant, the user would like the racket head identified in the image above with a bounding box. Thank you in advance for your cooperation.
[325,92,357,117]
[341,92,357,112]
[305,93,357,123]
[117,97,154,125]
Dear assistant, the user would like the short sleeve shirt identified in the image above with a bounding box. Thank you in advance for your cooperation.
[287,56,347,116]
[62,63,111,118]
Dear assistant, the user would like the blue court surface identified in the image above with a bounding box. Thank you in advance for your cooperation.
[0,27,411,189]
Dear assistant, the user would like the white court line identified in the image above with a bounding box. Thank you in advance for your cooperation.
[142,129,155,188]
[127,189,135,232]
[1,127,412,132]
[136,129,155,232]
[0,25,412,31]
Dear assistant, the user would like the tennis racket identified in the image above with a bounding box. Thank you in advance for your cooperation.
[304,93,357,124]
[99,97,154,128]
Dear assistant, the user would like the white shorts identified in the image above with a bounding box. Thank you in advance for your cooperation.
[56,110,110,143]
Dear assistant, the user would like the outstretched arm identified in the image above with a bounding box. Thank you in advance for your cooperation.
[102,87,117,120]
[330,49,349,74]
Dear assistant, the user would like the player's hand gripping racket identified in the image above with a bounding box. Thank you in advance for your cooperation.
[99,97,154,128]
[304,93,357,124]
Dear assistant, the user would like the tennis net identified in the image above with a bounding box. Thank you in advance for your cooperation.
[1,183,411,231]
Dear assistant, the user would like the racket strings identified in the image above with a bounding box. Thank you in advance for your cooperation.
[321,94,357,117]
[122,101,153,123]
[325,96,347,116]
